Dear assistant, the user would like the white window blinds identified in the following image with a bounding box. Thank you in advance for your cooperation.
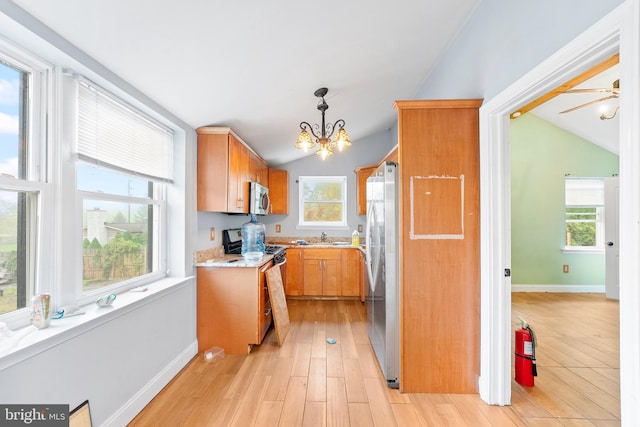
[76,78,174,182]
[565,178,604,206]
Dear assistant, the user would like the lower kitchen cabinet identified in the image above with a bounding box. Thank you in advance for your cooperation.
[197,260,273,354]
[285,248,304,296]
[284,247,363,298]
[340,248,361,297]
[303,248,341,296]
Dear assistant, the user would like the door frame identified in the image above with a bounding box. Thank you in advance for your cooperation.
[478,1,640,420]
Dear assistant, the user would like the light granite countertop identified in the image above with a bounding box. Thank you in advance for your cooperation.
[194,238,365,268]
[194,253,275,268]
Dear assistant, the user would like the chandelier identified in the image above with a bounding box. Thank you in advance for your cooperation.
[295,87,351,160]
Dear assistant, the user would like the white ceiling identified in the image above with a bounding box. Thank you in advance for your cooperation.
[530,63,620,155]
[10,0,480,165]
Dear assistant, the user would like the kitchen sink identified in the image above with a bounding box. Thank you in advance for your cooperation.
[331,242,351,246]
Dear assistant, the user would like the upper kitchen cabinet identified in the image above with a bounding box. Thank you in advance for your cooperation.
[395,99,482,394]
[354,165,377,216]
[268,168,289,215]
[251,152,269,186]
[197,127,266,213]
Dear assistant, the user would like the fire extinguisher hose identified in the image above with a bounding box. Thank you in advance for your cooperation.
[526,325,537,377]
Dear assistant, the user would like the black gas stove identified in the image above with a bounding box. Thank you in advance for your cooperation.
[222,228,286,259]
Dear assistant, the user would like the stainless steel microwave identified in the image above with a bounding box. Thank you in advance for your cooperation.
[250,182,270,215]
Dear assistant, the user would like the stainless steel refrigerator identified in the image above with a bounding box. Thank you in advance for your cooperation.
[365,161,399,389]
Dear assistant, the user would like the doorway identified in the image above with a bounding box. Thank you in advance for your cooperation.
[478,1,639,420]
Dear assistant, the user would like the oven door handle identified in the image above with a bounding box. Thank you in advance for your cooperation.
[275,258,287,267]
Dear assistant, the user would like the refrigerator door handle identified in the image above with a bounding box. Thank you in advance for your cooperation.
[365,199,376,290]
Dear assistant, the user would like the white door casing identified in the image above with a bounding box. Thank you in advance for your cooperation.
[479,2,640,423]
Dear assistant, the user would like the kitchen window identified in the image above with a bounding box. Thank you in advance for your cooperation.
[564,177,605,251]
[74,77,171,295]
[298,176,347,228]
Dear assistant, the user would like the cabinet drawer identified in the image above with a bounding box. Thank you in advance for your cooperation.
[303,248,341,260]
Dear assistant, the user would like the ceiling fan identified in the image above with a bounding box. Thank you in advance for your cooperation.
[559,79,620,114]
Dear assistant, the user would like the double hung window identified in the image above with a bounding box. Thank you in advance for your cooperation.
[298,176,347,228]
[0,50,47,317]
[564,178,605,249]
[75,78,172,293]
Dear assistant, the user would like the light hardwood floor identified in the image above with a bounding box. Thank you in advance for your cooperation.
[129,293,620,426]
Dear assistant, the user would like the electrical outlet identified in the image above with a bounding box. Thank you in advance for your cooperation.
[563,264,569,273]
[358,224,363,233]
[210,227,215,241]
[275,224,281,233]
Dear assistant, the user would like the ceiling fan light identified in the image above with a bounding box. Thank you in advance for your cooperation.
[295,129,314,152]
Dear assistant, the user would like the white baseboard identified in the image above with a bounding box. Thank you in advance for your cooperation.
[104,340,198,427]
[511,284,605,293]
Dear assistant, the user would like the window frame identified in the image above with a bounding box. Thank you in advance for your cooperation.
[76,177,167,303]
[297,175,348,229]
[563,177,605,253]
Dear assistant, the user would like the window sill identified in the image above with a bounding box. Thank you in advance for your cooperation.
[0,276,194,372]
[561,246,605,254]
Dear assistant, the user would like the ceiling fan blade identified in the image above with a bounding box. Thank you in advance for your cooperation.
[564,88,613,94]
[559,94,618,114]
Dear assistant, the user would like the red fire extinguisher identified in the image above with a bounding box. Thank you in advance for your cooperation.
[515,317,537,387]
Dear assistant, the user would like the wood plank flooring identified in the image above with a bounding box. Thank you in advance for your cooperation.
[129,293,619,426]
[511,293,620,426]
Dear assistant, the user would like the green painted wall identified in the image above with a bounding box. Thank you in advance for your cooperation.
[510,114,618,285]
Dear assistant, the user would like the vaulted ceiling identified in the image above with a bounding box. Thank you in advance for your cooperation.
[527,57,620,155]
[9,0,480,165]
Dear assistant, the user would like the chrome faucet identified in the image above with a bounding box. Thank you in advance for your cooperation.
[320,232,327,243]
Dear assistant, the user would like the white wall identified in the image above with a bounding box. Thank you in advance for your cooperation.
[415,0,624,100]
[0,280,196,425]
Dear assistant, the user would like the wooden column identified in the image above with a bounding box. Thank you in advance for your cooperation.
[394,99,482,393]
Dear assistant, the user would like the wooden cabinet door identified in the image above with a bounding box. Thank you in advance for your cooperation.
[228,135,244,213]
[340,249,361,297]
[355,165,377,215]
[256,157,269,186]
[303,259,323,296]
[268,168,289,214]
[239,141,251,213]
[303,248,342,296]
[322,259,340,296]
[285,248,303,296]
[196,131,229,212]
[196,266,259,354]
[249,151,269,185]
